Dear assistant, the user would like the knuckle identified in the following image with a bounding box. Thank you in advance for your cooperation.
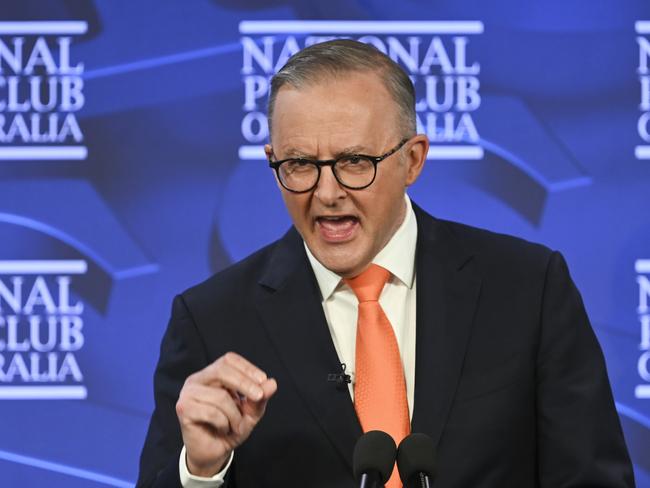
[215,354,229,368]
[223,351,238,363]
[175,399,184,417]
[215,412,228,429]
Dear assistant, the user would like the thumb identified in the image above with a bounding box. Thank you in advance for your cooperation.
[238,378,277,435]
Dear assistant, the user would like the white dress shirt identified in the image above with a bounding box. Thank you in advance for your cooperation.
[180,194,418,486]
[304,193,418,417]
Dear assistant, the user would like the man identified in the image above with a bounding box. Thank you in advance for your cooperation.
[137,40,634,487]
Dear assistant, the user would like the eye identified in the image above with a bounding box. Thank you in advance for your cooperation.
[337,156,373,172]
[284,159,314,173]
[341,156,363,165]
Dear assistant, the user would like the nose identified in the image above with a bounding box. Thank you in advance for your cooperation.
[313,165,347,206]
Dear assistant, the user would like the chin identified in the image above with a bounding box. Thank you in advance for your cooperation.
[308,238,370,276]
[318,254,366,278]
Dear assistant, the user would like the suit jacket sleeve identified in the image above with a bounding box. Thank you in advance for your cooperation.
[136,294,236,488]
[536,252,634,487]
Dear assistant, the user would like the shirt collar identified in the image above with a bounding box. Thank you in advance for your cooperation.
[305,194,418,301]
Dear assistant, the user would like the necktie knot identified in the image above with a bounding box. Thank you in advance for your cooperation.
[346,264,390,303]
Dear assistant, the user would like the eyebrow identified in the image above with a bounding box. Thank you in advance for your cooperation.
[277,145,372,160]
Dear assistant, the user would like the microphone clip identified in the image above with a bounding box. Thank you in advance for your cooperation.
[327,363,352,390]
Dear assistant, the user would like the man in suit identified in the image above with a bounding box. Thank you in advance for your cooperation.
[137,40,634,487]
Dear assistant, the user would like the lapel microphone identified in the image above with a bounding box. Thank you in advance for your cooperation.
[353,430,397,488]
[397,433,437,488]
[327,363,351,390]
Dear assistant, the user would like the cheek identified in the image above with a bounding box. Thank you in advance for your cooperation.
[360,185,400,220]
[281,193,311,226]
[359,189,404,236]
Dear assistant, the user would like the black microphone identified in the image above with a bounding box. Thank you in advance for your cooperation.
[397,433,436,488]
[327,363,351,390]
[353,430,397,488]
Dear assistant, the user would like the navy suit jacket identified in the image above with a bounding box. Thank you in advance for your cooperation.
[137,204,634,487]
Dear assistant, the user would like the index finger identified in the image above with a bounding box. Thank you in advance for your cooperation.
[191,352,268,386]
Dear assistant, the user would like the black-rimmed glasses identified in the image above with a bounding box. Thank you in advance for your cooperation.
[268,138,409,193]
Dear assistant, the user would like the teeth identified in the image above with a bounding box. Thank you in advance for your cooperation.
[320,216,352,221]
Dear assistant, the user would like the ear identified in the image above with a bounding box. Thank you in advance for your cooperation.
[264,144,274,161]
[405,135,429,186]
[265,143,285,190]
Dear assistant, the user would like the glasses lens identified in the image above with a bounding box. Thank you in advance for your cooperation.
[279,160,319,191]
[334,156,376,188]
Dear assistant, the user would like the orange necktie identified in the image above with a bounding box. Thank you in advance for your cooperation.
[346,264,410,488]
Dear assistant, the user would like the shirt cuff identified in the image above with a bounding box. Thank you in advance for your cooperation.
[179,445,234,487]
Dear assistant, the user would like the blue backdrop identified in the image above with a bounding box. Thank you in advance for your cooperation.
[0,1,649,486]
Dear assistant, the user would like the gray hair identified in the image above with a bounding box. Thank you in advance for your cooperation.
[268,39,416,140]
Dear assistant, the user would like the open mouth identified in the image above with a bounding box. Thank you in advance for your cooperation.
[315,215,359,242]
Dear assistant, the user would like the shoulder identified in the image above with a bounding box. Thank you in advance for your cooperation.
[178,231,291,319]
[415,206,556,280]
[443,219,553,266]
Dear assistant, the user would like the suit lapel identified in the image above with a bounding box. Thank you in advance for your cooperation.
[410,205,482,447]
[254,228,362,473]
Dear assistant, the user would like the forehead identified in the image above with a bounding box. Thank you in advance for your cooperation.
[270,73,401,155]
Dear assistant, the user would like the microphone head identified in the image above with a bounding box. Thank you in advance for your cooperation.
[397,433,436,484]
[353,430,397,483]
